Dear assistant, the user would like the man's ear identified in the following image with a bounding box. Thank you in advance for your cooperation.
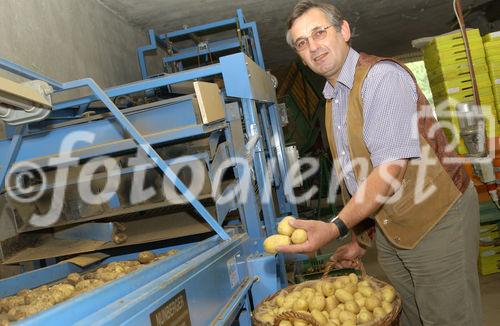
[340,20,351,43]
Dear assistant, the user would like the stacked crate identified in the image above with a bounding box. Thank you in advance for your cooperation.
[423,29,499,154]
[479,220,500,275]
[483,32,500,123]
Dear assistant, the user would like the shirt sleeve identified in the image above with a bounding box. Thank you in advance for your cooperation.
[361,61,421,167]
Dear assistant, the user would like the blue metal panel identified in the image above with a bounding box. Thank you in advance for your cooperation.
[220,53,253,100]
[163,38,240,63]
[0,125,25,190]
[243,253,279,305]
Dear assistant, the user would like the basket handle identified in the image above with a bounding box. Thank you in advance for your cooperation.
[273,310,320,326]
[322,257,366,279]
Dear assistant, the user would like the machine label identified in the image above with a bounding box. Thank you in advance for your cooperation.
[150,290,191,326]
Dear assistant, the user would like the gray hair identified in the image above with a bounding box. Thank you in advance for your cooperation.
[286,0,344,48]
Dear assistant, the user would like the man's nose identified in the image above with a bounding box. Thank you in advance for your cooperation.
[308,37,321,52]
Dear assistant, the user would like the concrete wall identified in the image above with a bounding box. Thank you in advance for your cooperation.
[0,0,163,87]
[0,0,165,138]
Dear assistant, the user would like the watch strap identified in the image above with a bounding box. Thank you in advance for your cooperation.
[330,215,349,238]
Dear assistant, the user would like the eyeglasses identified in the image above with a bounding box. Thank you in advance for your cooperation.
[293,25,334,51]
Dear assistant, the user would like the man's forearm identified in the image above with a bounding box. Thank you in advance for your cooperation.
[338,160,408,229]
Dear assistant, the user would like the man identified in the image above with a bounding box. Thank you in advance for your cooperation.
[277,1,482,325]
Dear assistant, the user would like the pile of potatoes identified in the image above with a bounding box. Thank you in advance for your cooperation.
[0,249,178,324]
[264,216,308,254]
[253,273,397,326]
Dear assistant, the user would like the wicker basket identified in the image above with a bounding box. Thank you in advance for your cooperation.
[252,259,401,326]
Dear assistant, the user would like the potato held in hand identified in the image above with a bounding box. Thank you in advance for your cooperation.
[263,234,291,253]
[291,229,308,244]
[277,216,296,236]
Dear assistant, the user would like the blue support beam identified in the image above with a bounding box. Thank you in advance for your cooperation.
[162,38,240,63]
[0,58,63,90]
[161,18,237,39]
[53,63,223,111]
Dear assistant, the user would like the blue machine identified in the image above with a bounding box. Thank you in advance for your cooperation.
[0,10,299,325]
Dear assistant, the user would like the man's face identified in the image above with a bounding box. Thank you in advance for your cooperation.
[289,8,351,81]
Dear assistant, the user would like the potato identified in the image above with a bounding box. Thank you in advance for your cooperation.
[330,319,340,326]
[357,310,374,324]
[293,320,308,326]
[334,289,354,303]
[66,272,81,285]
[291,229,308,244]
[322,310,330,319]
[321,282,335,297]
[354,296,365,308]
[283,295,296,309]
[137,251,156,264]
[332,279,344,290]
[364,296,381,312]
[358,286,374,298]
[325,295,338,311]
[382,301,393,314]
[341,320,356,326]
[373,306,387,320]
[263,235,291,254]
[314,281,324,294]
[308,295,326,311]
[293,298,308,311]
[339,310,356,323]
[343,283,357,295]
[357,280,370,288]
[344,301,360,314]
[0,296,25,312]
[275,294,286,307]
[8,305,38,321]
[257,313,274,324]
[337,303,345,311]
[277,216,296,236]
[329,307,341,319]
[279,321,293,326]
[311,309,328,325]
[381,285,396,303]
[51,284,75,299]
[348,273,358,284]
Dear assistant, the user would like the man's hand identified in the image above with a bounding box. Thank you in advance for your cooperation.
[276,219,339,254]
[330,237,366,268]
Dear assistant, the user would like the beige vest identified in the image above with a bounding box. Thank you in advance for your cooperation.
[325,53,470,249]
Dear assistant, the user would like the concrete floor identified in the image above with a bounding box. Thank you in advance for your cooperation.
[321,240,500,326]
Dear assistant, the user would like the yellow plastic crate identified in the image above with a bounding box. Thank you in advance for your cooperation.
[430,73,491,96]
[478,253,500,275]
[484,42,500,57]
[424,46,486,71]
[432,86,494,104]
[428,29,483,51]
[427,62,489,84]
[483,31,500,43]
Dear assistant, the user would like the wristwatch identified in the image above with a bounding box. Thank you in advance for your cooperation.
[329,215,349,239]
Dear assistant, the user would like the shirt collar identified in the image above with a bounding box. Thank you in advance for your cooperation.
[322,48,359,99]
